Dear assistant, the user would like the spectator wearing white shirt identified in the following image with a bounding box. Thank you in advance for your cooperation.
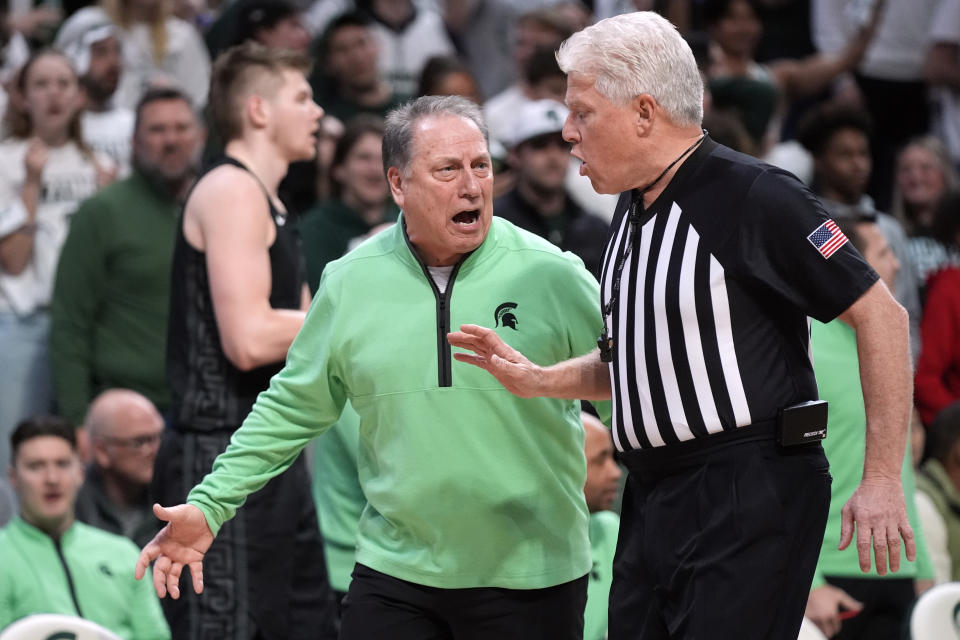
[358,0,455,98]
[59,1,211,112]
[484,7,572,147]
[56,15,135,176]
[0,50,114,471]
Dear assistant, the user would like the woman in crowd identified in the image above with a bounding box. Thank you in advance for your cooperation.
[59,0,211,110]
[892,137,960,287]
[299,115,396,294]
[417,55,482,105]
[0,50,113,461]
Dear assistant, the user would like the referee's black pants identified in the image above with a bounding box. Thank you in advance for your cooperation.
[339,563,588,639]
[609,429,831,640]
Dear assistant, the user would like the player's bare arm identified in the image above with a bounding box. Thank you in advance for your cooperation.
[183,166,306,371]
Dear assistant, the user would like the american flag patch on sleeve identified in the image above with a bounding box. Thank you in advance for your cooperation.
[807,219,848,259]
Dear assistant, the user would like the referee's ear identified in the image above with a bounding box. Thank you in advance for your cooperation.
[631,94,657,137]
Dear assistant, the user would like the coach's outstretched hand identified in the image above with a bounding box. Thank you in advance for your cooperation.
[135,503,214,599]
[448,324,543,398]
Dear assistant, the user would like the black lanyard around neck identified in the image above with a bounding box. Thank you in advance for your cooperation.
[598,131,706,362]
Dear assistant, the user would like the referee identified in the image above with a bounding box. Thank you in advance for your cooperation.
[448,11,916,640]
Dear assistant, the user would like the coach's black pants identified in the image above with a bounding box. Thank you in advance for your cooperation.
[339,563,587,639]
[609,427,831,639]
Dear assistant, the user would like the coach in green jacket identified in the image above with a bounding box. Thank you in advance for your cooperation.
[137,95,605,639]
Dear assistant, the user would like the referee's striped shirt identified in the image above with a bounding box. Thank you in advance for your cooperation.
[600,137,878,452]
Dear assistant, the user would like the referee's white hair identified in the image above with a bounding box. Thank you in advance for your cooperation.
[556,11,703,127]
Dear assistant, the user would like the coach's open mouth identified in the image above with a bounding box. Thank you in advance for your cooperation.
[452,209,480,225]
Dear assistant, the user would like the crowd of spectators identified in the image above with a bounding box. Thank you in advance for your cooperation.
[0,0,959,639]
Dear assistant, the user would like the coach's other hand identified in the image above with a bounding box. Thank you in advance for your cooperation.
[135,503,214,599]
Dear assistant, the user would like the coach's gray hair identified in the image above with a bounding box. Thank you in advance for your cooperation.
[383,95,489,176]
[556,12,703,127]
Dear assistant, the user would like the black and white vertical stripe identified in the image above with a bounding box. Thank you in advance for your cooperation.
[602,202,752,451]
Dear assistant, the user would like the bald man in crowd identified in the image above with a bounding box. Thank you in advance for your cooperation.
[75,389,164,548]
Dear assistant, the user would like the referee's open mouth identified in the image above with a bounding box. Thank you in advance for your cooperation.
[572,153,588,176]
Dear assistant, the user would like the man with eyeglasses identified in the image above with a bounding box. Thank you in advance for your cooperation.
[75,389,164,548]
[495,99,608,277]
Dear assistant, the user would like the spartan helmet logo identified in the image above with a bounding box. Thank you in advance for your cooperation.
[494,302,519,330]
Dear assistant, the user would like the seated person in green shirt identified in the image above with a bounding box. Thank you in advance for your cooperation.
[582,411,621,640]
[0,415,169,640]
[311,402,363,613]
[806,216,934,639]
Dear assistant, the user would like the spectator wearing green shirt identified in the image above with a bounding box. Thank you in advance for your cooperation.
[0,415,169,639]
[50,87,205,425]
[806,216,934,639]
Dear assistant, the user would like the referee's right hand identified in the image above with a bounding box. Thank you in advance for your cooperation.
[135,503,214,599]
[448,324,543,398]
[839,476,916,576]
